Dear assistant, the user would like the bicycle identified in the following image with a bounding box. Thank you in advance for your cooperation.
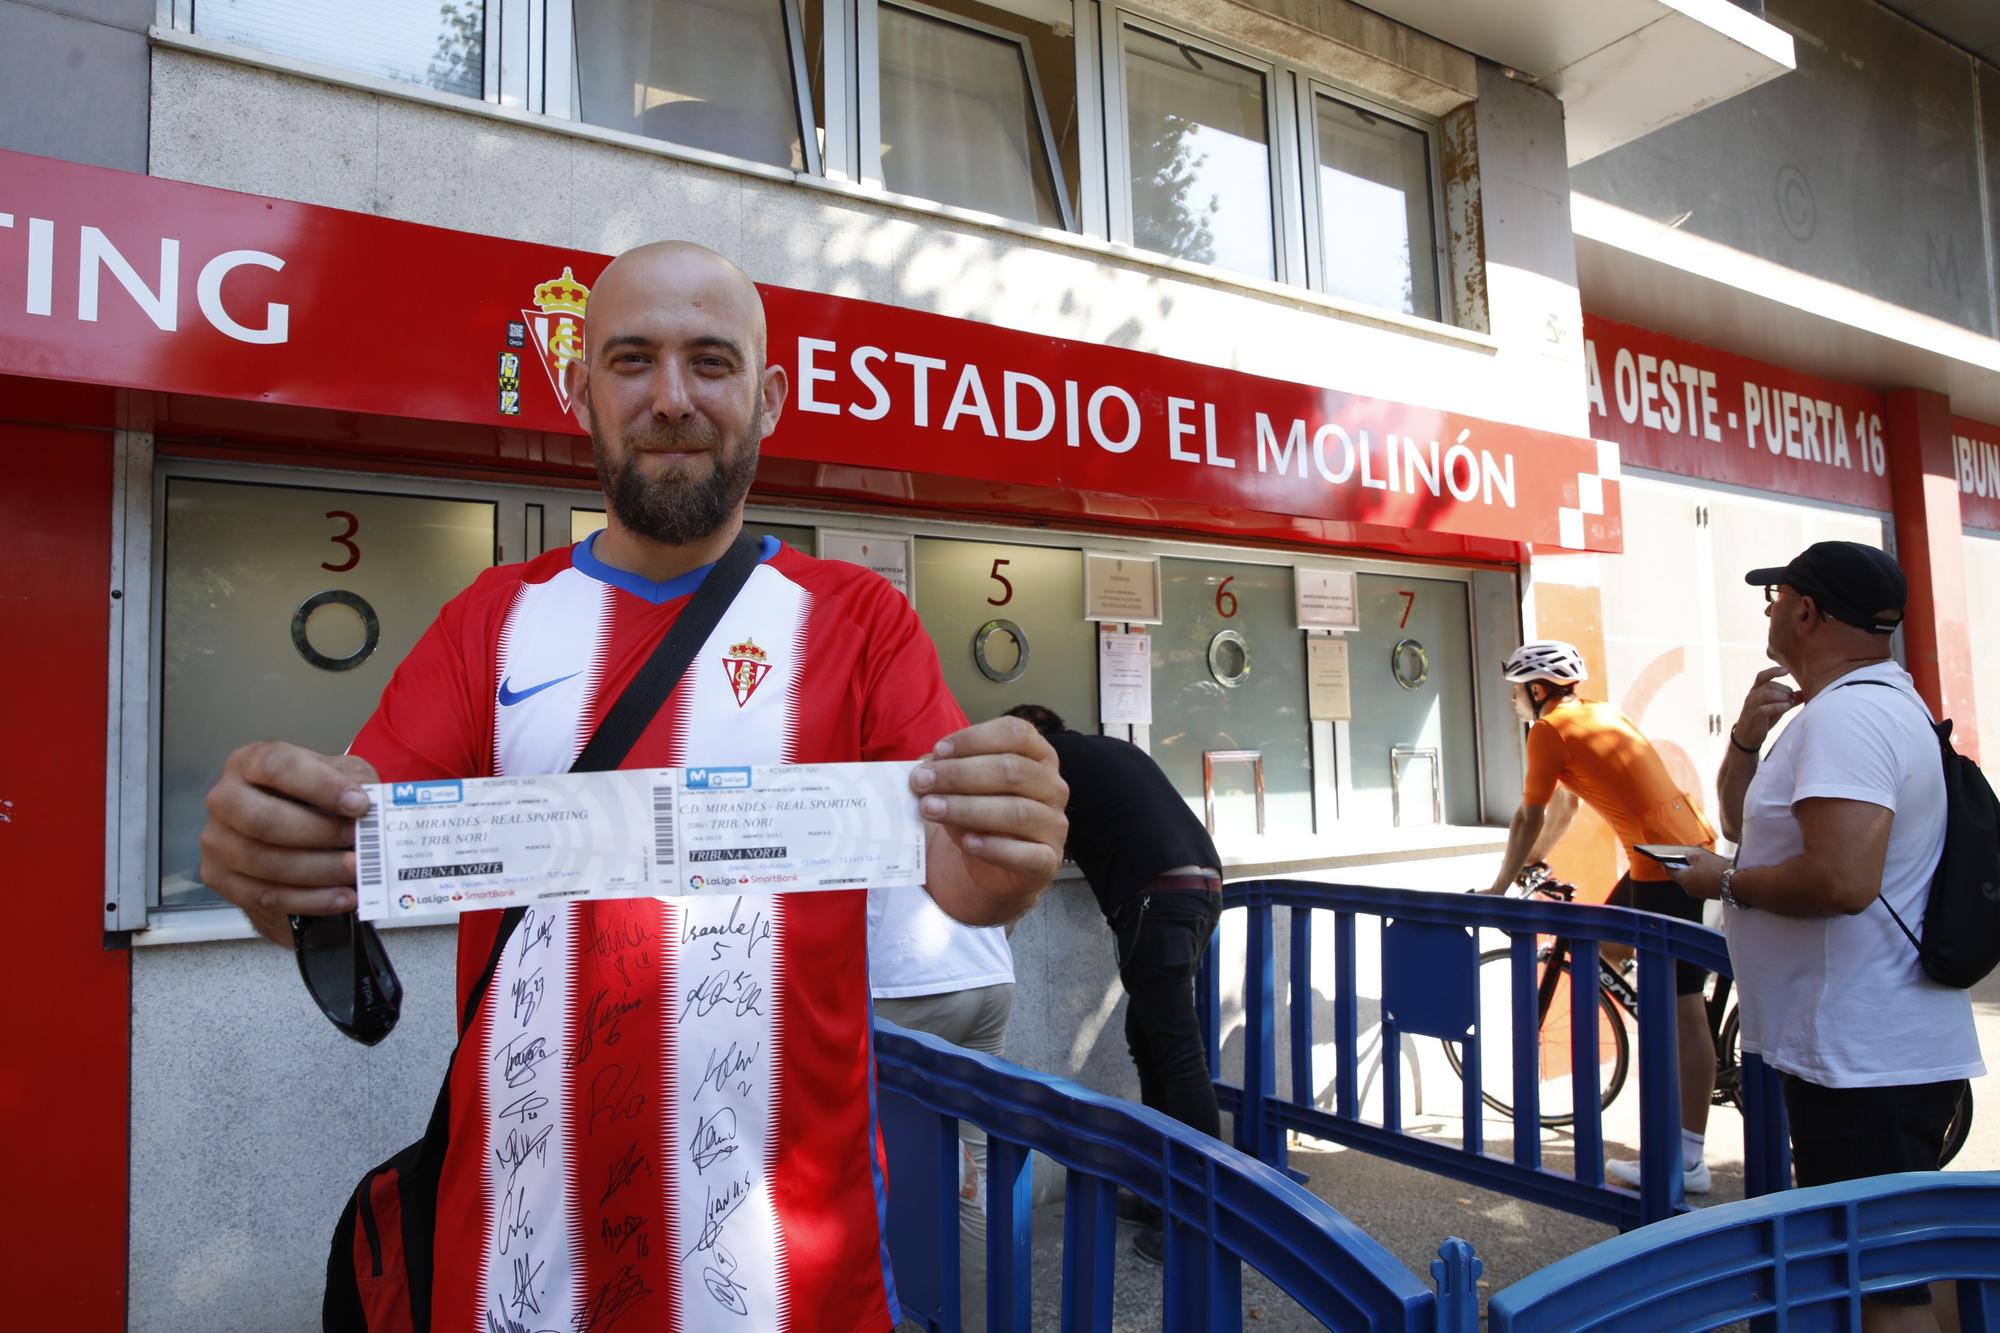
[1446,865,1977,1162]
[1441,863,1633,1126]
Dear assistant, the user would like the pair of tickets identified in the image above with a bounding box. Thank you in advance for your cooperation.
[353,761,924,922]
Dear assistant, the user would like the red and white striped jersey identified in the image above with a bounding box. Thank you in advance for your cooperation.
[350,533,965,1333]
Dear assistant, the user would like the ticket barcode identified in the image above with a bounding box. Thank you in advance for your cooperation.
[355,808,384,891]
[652,785,675,867]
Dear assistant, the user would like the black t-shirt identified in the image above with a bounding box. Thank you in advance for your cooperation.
[1047,730,1222,919]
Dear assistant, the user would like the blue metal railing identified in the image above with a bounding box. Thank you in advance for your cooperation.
[872,1018,1481,1333]
[1487,1172,2000,1331]
[1202,879,1790,1231]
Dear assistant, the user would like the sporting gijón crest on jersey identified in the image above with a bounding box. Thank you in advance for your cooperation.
[350,534,965,1333]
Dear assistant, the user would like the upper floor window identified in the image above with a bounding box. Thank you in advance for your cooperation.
[192,0,486,99]
[866,0,1076,230]
[185,0,1456,326]
[1306,90,1442,320]
[567,0,822,172]
[1114,23,1276,282]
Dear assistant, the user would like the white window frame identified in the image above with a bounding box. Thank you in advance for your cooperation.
[540,0,825,176]
[1099,9,1306,286]
[856,0,1077,232]
[164,0,1468,329]
[173,0,510,103]
[1295,76,1451,324]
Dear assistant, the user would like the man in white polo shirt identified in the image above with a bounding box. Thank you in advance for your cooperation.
[1672,541,1981,1328]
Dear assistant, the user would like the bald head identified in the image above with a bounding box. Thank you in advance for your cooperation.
[566,240,789,558]
[588,240,768,366]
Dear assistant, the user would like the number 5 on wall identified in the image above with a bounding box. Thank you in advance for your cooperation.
[986,557,1013,606]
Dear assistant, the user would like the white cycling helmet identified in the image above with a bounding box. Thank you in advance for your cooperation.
[1501,640,1588,685]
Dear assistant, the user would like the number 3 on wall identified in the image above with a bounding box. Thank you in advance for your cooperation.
[986,557,1013,606]
[322,510,361,572]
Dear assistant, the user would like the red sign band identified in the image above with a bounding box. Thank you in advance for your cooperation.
[0,148,1620,553]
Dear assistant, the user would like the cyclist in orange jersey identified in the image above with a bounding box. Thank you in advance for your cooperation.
[1479,640,1720,1193]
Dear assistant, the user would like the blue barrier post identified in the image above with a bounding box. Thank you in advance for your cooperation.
[1508,929,1540,1169]
[1431,1238,1484,1333]
[1239,899,1280,1170]
[986,1137,1033,1333]
[1334,910,1359,1120]
[1289,906,1314,1109]
[1633,924,1685,1225]
[1567,937,1604,1189]
[1059,1168,1116,1333]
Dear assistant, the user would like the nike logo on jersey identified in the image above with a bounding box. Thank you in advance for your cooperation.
[497,670,582,706]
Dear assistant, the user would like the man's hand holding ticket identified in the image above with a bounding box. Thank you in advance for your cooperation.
[354,761,925,921]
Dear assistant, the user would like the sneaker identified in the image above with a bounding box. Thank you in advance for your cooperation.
[1132,1226,1165,1265]
[1606,1156,1712,1195]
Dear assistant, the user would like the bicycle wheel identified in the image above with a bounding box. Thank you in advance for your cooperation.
[1443,946,1630,1127]
[1712,994,1743,1111]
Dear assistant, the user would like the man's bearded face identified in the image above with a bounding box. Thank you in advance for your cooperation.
[591,397,763,546]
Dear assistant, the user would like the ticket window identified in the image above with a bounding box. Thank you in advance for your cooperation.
[1149,558,1311,841]
[1343,573,1480,828]
[156,478,498,909]
[912,537,1096,731]
[564,506,816,553]
[1961,529,2000,765]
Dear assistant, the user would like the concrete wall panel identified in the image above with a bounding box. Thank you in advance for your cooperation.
[18,0,153,24]
[128,928,461,1333]
[1573,0,1994,337]
[148,54,382,214]
[0,0,148,171]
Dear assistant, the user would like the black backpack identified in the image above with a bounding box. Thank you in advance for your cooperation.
[1845,680,2000,988]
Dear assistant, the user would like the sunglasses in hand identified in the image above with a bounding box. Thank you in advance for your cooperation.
[291,911,403,1045]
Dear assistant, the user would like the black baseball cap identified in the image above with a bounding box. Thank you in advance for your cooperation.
[1745,541,1906,634]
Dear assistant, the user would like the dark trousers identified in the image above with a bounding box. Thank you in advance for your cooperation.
[1112,888,1223,1140]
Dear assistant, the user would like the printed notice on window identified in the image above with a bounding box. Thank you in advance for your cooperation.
[1098,627,1153,725]
[352,762,924,921]
[1296,567,1358,631]
[1083,552,1162,623]
[1307,636,1351,721]
[819,529,913,600]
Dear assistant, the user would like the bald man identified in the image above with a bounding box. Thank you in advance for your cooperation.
[199,242,1068,1332]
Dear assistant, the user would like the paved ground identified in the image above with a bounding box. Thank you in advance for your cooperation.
[902,970,1999,1330]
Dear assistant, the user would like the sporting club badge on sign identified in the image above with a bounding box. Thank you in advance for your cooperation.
[352,761,925,921]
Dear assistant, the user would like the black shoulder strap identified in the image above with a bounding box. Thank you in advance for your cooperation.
[1828,676,1931,954]
[459,528,764,1032]
[571,529,764,774]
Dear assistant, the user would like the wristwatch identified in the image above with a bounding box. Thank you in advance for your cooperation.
[1718,866,1741,909]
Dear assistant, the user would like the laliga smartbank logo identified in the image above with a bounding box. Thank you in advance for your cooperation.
[390,780,463,806]
[684,767,752,790]
[689,875,706,891]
